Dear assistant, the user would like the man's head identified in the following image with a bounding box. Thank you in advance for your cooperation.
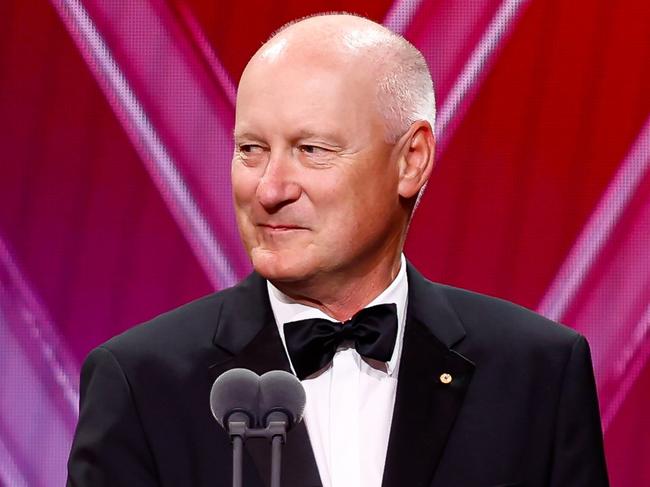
[232,14,436,288]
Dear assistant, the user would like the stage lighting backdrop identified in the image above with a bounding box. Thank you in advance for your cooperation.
[0,0,649,486]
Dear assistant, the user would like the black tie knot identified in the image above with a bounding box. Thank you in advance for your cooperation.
[283,303,398,380]
[338,321,357,340]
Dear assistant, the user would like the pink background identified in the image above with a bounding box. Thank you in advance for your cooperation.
[0,0,649,485]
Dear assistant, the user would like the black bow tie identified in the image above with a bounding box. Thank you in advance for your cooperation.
[283,303,398,380]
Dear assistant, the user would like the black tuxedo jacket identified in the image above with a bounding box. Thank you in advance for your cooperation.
[67,264,609,487]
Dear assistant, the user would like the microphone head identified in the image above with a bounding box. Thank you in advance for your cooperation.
[210,368,260,429]
[259,370,306,430]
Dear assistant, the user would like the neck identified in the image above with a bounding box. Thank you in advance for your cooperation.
[272,252,403,321]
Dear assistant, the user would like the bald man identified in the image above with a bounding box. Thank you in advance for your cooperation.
[67,14,609,487]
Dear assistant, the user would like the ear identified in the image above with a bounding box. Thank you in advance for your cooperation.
[397,121,435,199]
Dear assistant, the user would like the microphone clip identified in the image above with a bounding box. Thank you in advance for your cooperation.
[227,420,288,444]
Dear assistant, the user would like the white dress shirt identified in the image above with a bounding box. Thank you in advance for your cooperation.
[267,255,408,487]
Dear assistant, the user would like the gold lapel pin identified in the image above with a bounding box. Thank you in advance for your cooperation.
[439,373,453,384]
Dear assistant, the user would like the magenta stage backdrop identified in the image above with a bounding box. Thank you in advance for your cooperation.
[1,1,649,485]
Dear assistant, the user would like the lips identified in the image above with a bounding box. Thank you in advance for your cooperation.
[259,223,307,231]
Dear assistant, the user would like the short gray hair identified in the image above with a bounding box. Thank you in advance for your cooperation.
[373,32,436,143]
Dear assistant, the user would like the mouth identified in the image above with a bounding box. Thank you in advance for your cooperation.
[258,224,308,232]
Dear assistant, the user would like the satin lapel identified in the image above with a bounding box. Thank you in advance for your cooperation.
[381,264,475,487]
[208,273,322,487]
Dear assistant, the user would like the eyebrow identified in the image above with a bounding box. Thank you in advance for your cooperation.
[233,131,262,141]
[233,128,345,145]
[292,128,345,145]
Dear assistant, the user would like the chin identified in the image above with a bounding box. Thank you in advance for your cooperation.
[250,248,315,283]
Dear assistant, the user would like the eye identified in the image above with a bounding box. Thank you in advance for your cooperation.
[239,144,265,154]
[299,144,329,155]
[235,143,268,167]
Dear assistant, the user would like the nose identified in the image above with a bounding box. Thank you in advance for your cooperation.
[255,152,302,211]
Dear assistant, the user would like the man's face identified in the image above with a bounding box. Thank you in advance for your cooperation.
[232,50,404,284]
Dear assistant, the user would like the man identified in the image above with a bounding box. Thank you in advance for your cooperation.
[67,14,609,487]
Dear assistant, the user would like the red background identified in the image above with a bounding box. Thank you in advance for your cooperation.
[1,0,649,485]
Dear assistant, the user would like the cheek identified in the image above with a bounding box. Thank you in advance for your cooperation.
[231,166,259,209]
[338,172,399,237]
[231,169,261,246]
[312,187,367,245]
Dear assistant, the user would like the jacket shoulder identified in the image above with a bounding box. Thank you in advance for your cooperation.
[433,281,581,350]
[96,278,251,364]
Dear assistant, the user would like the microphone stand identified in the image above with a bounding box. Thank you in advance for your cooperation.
[270,435,283,487]
[227,420,247,487]
[227,418,288,487]
[267,419,286,487]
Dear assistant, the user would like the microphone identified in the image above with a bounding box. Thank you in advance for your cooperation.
[259,370,306,487]
[210,367,260,430]
[210,368,260,487]
[210,368,307,487]
[259,370,306,429]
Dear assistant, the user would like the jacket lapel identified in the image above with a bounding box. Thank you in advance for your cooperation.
[208,273,322,487]
[382,264,475,487]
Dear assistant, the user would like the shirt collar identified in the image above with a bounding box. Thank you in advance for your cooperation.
[268,254,408,377]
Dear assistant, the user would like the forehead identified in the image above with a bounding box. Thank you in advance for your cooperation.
[234,50,383,138]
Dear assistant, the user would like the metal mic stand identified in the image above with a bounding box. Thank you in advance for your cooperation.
[227,419,288,487]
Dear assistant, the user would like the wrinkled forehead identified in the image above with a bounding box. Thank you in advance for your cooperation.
[234,21,392,138]
[234,48,387,145]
